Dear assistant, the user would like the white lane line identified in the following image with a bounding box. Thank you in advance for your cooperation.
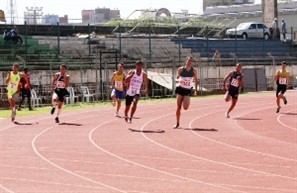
[137,103,297,182]
[31,118,127,193]
[1,177,105,190]
[0,184,14,193]
[277,109,297,131]
[89,114,246,193]
[3,107,164,193]
[190,105,297,162]
[218,183,297,193]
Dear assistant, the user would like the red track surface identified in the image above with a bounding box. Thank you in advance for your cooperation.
[1,91,296,193]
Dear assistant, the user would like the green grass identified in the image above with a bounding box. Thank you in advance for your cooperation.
[0,102,111,119]
[0,91,273,119]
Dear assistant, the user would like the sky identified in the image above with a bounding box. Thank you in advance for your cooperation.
[0,0,262,24]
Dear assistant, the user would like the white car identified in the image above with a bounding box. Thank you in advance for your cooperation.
[226,22,271,40]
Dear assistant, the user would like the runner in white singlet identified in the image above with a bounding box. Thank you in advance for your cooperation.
[124,60,149,123]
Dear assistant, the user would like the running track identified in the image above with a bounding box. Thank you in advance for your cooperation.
[0,91,296,193]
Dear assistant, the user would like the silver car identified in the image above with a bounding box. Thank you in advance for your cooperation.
[226,22,271,40]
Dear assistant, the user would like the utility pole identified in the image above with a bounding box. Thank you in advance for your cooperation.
[262,0,278,24]
[7,0,17,24]
[25,7,43,25]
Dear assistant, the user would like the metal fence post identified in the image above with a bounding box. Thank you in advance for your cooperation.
[118,24,122,59]
[57,22,60,55]
[24,21,28,66]
[88,23,91,56]
[148,25,152,68]
[178,25,181,64]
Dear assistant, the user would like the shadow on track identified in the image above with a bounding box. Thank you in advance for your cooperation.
[281,112,297,116]
[14,121,39,125]
[58,122,83,126]
[177,127,218,132]
[234,117,261,120]
[128,128,165,133]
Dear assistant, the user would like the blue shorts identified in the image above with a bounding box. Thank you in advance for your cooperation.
[111,89,125,100]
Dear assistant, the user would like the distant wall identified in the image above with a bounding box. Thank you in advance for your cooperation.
[1,65,296,87]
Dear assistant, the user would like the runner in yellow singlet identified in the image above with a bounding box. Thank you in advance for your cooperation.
[110,63,126,117]
[274,61,290,113]
[6,63,21,122]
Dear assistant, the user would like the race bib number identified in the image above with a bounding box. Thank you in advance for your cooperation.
[56,82,65,88]
[10,83,17,89]
[131,89,140,95]
[180,77,192,89]
[115,81,123,89]
[230,78,239,87]
[279,77,287,85]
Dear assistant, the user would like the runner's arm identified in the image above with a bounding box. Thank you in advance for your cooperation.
[110,72,115,88]
[274,70,279,81]
[143,72,149,96]
[175,67,182,82]
[6,72,10,84]
[51,74,58,91]
[124,70,134,88]
[223,71,233,90]
[65,75,70,88]
[193,68,199,92]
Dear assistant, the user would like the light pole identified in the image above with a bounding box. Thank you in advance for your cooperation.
[25,7,43,25]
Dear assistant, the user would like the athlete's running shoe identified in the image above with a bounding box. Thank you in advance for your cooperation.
[115,112,120,117]
[124,117,128,122]
[50,107,56,115]
[55,117,59,123]
[112,101,115,107]
[225,112,230,118]
[276,107,281,113]
[128,117,132,123]
[284,97,287,105]
[173,123,179,129]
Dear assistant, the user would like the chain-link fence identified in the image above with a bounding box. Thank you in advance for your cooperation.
[1,22,297,109]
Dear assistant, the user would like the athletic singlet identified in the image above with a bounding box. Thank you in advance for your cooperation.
[126,71,143,96]
[276,69,290,85]
[55,72,69,89]
[229,71,243,88]
[7,71,20,93]
[178,66,194,90]
[113,73,125,91]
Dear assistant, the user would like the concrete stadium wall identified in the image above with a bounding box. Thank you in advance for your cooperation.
[1,65,296,87]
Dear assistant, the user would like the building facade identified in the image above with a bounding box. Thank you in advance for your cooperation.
[82,8,120,24]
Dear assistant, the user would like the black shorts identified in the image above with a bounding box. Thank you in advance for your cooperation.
[276,84,286,97]
[228,87,239,99]
[54,88,69,102]
[175,86,192,96]
[125,94,140,106]
[20,88,31,98]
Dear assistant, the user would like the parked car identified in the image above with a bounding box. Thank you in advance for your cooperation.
[226,22,271,40]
